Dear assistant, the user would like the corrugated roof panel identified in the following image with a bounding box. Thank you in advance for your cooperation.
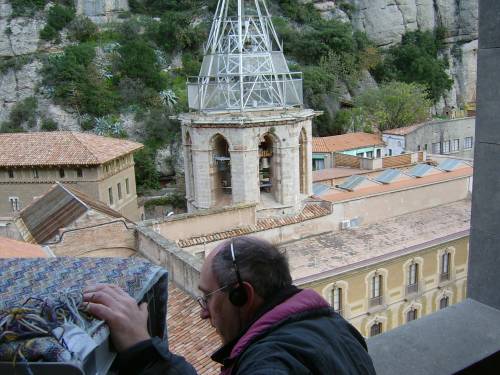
[374,169,401,184]
[338,175,367,191]
[438,159,461,172]
[313,183,331,196]
[409,164,433,178]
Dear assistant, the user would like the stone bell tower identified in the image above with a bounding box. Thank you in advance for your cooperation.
[179,0,316,214]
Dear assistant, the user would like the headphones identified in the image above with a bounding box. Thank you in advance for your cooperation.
[228,242,248,307]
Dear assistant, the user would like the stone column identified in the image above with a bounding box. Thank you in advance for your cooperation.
[190,147,212,210]
[231,147,259,204]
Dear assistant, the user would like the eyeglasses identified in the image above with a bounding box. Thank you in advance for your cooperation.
[197,285,229,311]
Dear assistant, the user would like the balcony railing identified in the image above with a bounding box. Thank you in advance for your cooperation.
[406,283,419,295]
[369,295,383,308]
[440,272,450,282]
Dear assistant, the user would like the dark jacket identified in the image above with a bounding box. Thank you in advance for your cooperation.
[116,288,375,375]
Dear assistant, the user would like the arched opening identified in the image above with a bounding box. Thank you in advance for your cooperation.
[185,131,195,202]
[211,134,232,206]
[298,128,307,194]
[259,135,274,193]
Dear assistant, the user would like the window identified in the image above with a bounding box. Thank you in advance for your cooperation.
[369,274,383,307]
[125,178,130,194]
[407,263,419,294]
[451,139,459,152]
[464,136,473,149]
[8,169,14,178]
[388,149,393,156]
[370,322,382,337]
[59,168,65,178]
[117,183,122,200]
[376,149,381,158]
[424,144,428,151]
[440,296,449,309]
[32,169,39,179]
[9,196,20,212]
[313,158,325,171]
[108,187,114,205]
[372,274,381,298]
[407,308,418,322]
[356,152,364,157]
[432,142,441,154]
[440,252,451,282]
[417,145,421,151]
[366,151,373,159]
[76,168,83,178]
[331,287,342,315]
[442,140,450,154]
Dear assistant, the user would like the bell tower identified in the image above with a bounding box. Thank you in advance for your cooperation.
[180,0,316,214]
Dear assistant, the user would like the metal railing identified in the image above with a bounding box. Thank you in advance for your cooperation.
[369,295,383,308]
[406,283,419,295]
[440,272,450,282]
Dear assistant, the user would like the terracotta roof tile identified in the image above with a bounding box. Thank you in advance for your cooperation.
[0,132,143,167]
[312,132,385,153]
[177,203,331,248]
[0,236,47,258]
[167,283,220,374]
[382,122,426,135]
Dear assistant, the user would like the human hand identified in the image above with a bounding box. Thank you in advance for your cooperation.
[83,284,151,352]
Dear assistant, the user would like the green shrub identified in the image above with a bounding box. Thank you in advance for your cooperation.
[41,117,58,131]
[67,16,98,42]
[0,96,38,132]
[42,43,118,116]
[10,0,47,17]
[144,193,186,209]
[0,55,33,74]
[40,25,58,40]
[372,29,453,102]
[134,147,161,192]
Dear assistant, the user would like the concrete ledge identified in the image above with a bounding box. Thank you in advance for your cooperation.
[367,299,500,375]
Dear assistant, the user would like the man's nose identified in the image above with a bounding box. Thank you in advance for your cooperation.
[200,307,210,320]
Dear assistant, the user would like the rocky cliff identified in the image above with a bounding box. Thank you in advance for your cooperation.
[311,0,478,110]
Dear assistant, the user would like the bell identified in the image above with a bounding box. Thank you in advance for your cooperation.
[261,157,270,169]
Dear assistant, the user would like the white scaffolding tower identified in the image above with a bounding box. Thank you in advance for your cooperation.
[187,0,303,112]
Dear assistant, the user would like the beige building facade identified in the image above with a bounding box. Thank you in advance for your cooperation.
[300,235,469,337]
[0,132,143,221]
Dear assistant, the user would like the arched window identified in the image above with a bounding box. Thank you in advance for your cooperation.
[440,296,449,309]
[407,262,419,295]
[440,252,451,282]
[369,274,383,307]
[406,308,418,322]
[370,322,382,337]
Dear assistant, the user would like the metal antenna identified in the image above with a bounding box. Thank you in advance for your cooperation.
[187,0,303,112]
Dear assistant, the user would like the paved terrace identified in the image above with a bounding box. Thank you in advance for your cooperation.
[283,199,471,282]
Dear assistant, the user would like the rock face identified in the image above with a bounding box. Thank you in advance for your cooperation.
[0,60,42,123]
[75,0,129,24]
[309,0,478,109]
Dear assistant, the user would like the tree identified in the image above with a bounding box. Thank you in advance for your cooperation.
[355,81,431,131]
[372,29,453,103]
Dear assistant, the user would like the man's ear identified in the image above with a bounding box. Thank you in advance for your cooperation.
[241,281,263,314]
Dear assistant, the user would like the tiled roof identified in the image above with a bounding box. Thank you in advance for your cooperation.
[177,203,331,248]
[19,183,125,244]
[0,132,143,167]
[0,236,48,258]
[318,166,473,202]
[167,283,220,374]
[312,132,385,153]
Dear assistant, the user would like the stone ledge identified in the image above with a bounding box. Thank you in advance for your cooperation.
[367,299,500,375]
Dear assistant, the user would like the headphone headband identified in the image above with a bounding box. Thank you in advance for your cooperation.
[228,241,247,306]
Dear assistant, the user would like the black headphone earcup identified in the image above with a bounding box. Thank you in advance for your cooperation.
[229,286,247,307]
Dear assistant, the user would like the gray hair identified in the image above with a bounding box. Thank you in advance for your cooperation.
[211,236,292,300]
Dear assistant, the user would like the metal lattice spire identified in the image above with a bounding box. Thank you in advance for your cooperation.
[187,0,303,112]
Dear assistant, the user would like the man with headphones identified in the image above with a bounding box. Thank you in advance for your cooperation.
[84,236,375,374]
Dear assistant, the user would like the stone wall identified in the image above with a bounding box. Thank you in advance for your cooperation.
[146,203,256,242]
[75,0,129,23]
[135,226,202,296]
[48,219,136,257]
